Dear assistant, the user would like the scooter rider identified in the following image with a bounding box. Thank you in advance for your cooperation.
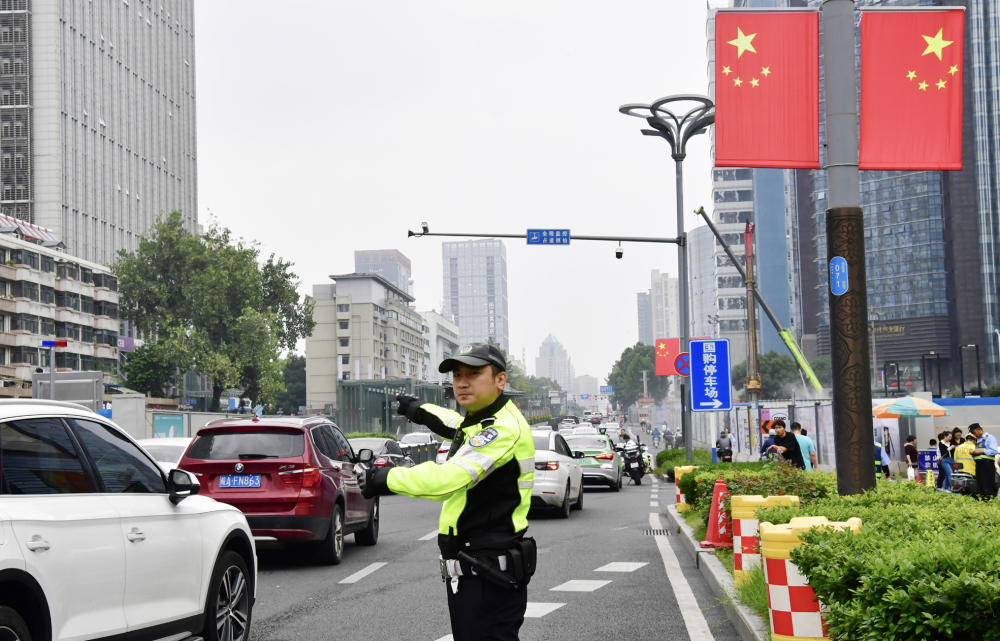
[357,343,537,641]
[651,424,661,447]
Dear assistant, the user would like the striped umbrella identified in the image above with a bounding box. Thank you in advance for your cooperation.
[872,396,951,418]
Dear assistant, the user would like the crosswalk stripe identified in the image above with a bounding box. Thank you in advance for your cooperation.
[525,602,565,617]
[435,635,453,641]
[550,580,611,592]
[649,513,715,640]
[339,562,388,584]
[596,562,648,572]
[419,530,438,541]
[650,501,659,507]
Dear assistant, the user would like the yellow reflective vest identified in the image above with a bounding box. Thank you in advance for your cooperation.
[954,441,975,473]
[384,394,535,554]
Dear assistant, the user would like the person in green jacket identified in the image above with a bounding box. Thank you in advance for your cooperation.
[358,342,536,641]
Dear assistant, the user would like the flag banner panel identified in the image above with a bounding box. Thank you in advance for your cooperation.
[655,338,680,377]
[859,10,964,170]
[714,11,820,169]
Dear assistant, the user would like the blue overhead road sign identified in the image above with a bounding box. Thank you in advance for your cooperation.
[600,386,613,394]
[527,229,570,245]
[690,338,733,412]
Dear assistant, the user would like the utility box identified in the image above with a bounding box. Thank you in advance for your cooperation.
[32,371,105,412]
[111,393,146,439]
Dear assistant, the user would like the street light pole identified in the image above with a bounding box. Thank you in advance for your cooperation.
[744,222,761,402]
[619,95,714,463]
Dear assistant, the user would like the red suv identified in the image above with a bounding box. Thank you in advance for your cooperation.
[178,416,378,565]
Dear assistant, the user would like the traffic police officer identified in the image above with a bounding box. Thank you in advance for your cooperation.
[969,423,998,500]
[358,343,536,641]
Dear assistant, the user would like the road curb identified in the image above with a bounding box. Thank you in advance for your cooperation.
[664,503,768,641]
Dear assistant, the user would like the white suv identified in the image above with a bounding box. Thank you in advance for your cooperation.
[0,400,256,641]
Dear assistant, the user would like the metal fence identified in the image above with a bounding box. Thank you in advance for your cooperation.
[336,378,451,436]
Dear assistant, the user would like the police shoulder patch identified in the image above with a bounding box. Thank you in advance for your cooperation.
[469,427,499,449]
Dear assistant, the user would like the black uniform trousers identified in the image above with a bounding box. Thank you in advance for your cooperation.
[446,575,528,641]
[975,458,997,500]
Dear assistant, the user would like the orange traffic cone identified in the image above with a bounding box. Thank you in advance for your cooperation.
[700,479,734,549]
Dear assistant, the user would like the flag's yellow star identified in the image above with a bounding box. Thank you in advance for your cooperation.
[921,28,954,60]
[906,70,917,80]
[949,65,959,76]
[734,77,743,87]
[761,67,771,77]
[750,77,760,87]
[722,66,732,76]
[937,79,947,89]
[727,27,757,58]
[918,80,929,91]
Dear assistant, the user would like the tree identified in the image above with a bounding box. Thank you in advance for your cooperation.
[121,343,175,397]
[273,354,306,414]
[810,355,832,388]
[731,350,801,400]
[114,212,315,412]
[606,343,669,410]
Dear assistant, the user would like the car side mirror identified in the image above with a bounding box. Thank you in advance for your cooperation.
[574,451,585,459]
[168,469,200,505]
[357,449,374,465]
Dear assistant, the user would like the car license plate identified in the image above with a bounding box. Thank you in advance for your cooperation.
[219,474,261,488]
[628,463,636,469]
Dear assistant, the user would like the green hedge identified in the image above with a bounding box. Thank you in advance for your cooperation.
[655,447,712,473]
[527,415,552,425]
[756,483,1000,640]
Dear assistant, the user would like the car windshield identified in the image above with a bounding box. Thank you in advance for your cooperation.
[349,438,388,452]
[142,444,188,463]
[532,435,551,451]
[400,433,430,444]
[564,437,609,450]
[186,431,304,460]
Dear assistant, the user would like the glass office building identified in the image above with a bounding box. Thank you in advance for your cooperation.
[442,240,509,351]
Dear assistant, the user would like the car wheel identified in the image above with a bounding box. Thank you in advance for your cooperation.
[202,551,252,641]
[355,497,379,546]
[611,475,621,492]
[556,482,571,519]
[0,606,31,641]
[315,503,345,565]
[571,484,583,510]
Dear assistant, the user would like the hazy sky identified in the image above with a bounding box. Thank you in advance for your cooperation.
[195,0,713,382]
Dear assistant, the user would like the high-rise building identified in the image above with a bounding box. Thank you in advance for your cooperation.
[305,274,425,411]
[355,249,412,296]
[535,334,572,391]
[1,0,198,264]
[688,225,719,340]
[636,291,653,345]
[650,269,679,341]
[442,240,509,350]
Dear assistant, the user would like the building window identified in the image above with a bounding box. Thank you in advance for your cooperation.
[9,249,38,269]
[56,262,80,280]
[40,256,55,273]
[94,301,118,319]
[11,281,38,302]
[342,373,350,381]
[56,292,81,311]
[339,338,349,347]
[339,321,348,330]
[80,296,94,314]
[40,285,55,305]
[40,318,54,337]
[92,273,118,290]
[10,314,38,333]
[81,326,93,343]
[9,347,37,365]
[80,268,93,284]
[341,355,349,365]
[337,304,350,312]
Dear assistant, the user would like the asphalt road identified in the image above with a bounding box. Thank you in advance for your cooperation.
[249,438,739,641]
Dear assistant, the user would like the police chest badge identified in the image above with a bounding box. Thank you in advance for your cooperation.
[469,427,499,449]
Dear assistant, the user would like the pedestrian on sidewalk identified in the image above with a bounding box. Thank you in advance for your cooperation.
[760,428,776,461]
[767,420,805,469]
[970,423,999,500]
[904,435,920,481]
[791,424,817,471]
[937,431,955,492]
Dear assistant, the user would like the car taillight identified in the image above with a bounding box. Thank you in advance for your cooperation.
[279,468,321,487]
[438,446,450,453]
[373,457,390,466]
[535,461,559,471]
[594,453,614,460]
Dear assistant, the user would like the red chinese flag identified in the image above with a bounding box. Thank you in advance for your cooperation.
[859,11,964,170]
[714,11,819,169]
[655,338,679,376]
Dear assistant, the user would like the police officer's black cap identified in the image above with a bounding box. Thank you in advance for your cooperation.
[438,342,507,373]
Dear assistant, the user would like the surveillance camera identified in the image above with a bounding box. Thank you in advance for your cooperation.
[421,222,429,234]
[615,246,624,260]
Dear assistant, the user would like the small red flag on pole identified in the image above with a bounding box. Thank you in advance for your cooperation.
[859,10,964,170]
[714,11,820,169]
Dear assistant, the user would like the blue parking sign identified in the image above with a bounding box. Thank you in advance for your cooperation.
[690,339,733,412]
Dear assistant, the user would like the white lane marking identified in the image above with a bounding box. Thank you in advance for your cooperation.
[435,635,453,641]
[612,526,628,531]
[419,530,438,541]
[596,562,649,572]
[650,501,659,507]
[550,580,611,592]
[525,602,566,617]
[339,562,388,584]
[649,513,715,640]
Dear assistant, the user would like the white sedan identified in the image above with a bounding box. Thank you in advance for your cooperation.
[136,437,193,473]
[530,430,584,518]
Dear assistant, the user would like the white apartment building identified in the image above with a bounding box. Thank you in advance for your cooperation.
[0,215,119,382]
[306,274,426,411]
[651,269,679,341]
[420,309,460,383]
[1,0,198,264]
